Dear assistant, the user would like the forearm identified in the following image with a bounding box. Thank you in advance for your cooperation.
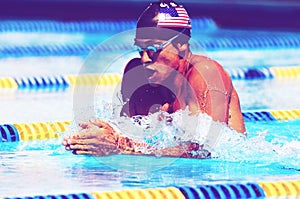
[101,120,210,158]
[115,134,210,159]
[228,113,246,134]
[115,135,149,155]
[228,88,246,135]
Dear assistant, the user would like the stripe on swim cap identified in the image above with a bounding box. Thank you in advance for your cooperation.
[157,3,191,29]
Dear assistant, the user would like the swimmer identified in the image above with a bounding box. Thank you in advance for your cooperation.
[63,0,246,158]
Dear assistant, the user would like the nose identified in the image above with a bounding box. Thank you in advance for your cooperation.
[141,51,152,63]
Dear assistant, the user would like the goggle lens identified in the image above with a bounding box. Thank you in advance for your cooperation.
[136,45,160,60]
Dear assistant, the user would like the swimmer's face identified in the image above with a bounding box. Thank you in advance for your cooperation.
[134,38,181,84]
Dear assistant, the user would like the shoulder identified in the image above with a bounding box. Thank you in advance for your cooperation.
[190,54,223,70]
[190,54,231,80]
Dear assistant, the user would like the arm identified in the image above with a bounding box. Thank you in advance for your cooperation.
[63,119,209,158]
[184,58,246,134]
[228,87,246,135]
[63,119,143,156]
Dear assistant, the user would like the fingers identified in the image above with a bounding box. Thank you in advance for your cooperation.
[64,138,86,145]
[64,136,118,155]
[66,129,104,140]
[65,144,71,150]
[62,139,68,146]
[76,119,112,130]
[72,150,94,155]
[78,120,99,129]
[72,149,116,156]
[160,103,170,112]
[66,138,116,148]
[89,119,106,128]
[78,123,89,129]
[69,143,116,151]
[68,142,119,156]
[62,119,119,156]
[90,120,114,131]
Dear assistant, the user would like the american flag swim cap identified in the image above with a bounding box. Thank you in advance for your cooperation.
[136,1,191,40]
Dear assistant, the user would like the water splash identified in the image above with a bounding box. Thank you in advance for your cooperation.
[92,101,300,169]
[93,101,226,155]
[211,128,300,170]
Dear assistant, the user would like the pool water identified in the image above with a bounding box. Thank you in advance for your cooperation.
[0,18,300,198]
[1,119,300,197]
[0,124,299,197]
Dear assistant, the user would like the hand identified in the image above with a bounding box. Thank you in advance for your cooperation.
[62,120,120,156]
[158,103,173,123]
[160,103,170,112]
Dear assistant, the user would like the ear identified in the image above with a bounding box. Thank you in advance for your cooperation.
[176,43,189,51]
[175,43,189,58]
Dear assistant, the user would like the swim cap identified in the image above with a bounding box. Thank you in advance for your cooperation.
[136,1,191,41]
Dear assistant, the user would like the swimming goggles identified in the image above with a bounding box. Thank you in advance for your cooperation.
[134,28,187,61]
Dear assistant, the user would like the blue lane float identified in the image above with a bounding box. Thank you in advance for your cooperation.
[179,183,265,199]
[0,18,218,33]
[8,193,95,199]
[0,124,20,142]
[14,76,69,90]
[242,111,276,122]
[227,67,274,80]
[200,34,300,50]
[1,36,300,58]
[0,44,96,57]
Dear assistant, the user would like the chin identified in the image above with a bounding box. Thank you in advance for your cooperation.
[149,83,159,87]
[147,77,163,86]
[147,80,160,86]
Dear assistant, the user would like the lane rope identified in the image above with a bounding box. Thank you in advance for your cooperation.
[1,66,300,91]
[4,180,300,199]
[1,35,300,57]
[1,109,299,142]
[0,18,218,33]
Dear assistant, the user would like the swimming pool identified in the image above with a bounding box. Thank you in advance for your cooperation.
[1,15,300,199]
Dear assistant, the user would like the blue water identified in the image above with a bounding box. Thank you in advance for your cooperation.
[1,119,300,197]
[0,19,300,197]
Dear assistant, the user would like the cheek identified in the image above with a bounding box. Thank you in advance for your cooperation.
[161,65,175,76]
[156,52,180,69]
